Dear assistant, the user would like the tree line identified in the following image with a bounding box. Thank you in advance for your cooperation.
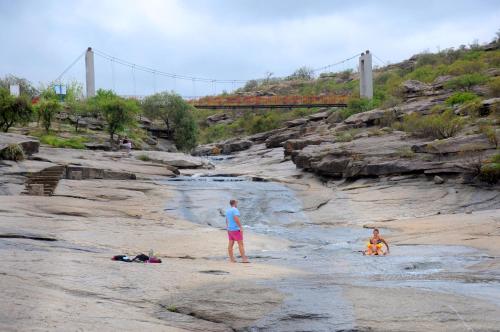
[0,76,198,151]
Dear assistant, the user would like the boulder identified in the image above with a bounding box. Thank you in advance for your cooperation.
[265,129,301,148]
[402,80,431,97]
[479,98,500,116]
[206,113,234,126]
[0,133,39,156]
[434,175,445,184]
[221,139,252,154]
[283,137,326,156]
[344,108,395,126]
[307,111,330,121]
[326,111,344,125]
[396,95,450,116]
[432,75,454,89]
[284,118,308,128]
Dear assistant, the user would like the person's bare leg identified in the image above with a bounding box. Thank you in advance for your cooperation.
[228,240,236,262]
[237,240,249,262]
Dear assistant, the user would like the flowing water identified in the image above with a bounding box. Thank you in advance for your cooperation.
[162,175,500,331]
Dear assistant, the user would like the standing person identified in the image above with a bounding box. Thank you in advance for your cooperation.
[226,199,249,263]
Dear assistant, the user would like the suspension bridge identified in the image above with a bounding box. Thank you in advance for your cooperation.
[52,47,383,109]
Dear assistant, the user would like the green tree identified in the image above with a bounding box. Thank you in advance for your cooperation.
[287,66,314,81]
[36,99,61,133]
[142,91,198,151]
[0,88,33,132]
[101,97,139,140]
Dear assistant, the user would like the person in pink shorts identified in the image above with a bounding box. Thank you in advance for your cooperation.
[226,199,249,263]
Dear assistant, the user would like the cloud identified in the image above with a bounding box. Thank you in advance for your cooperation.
[0,0,498,96]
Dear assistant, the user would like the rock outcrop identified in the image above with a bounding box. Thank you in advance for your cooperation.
[0,133,40,156]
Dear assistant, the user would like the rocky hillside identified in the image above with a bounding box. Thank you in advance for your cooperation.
[194,42,500,185]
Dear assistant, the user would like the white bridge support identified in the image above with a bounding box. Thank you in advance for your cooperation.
[359,50,373,99]
[85,47,95,98]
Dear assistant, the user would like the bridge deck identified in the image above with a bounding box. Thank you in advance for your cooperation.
[189,94,349,110]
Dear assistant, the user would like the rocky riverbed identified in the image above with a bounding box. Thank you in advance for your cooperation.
[1,132,500,331]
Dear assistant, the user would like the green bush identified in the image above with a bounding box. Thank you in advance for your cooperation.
[479,124,499,147]
[444,73,488,91]
[405,65,439,83]
[39,134,88,149]
[0,143,25,161]
[445,92,480,106]
[447,60,485,75]
[401,109,465,139]
[396,146,415,159]
[487,76,500,97]
[137,154,151,162]
[480,161,500,184]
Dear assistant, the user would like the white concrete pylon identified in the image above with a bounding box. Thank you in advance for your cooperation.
[359,50,373,99]
[85,47,95,98]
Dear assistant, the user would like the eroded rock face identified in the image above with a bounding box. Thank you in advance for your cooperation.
[0,133,39,156]
[411,134,497,154]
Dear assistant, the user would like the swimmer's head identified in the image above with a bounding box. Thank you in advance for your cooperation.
[373,228,379,235]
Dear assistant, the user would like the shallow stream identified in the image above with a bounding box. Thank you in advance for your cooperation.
[163,175,500,331]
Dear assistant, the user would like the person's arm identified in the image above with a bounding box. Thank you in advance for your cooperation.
[381,238,389,253]
[234,215,243,232]
[225,216,228,229]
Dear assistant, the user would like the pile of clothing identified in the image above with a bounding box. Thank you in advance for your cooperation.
[112,253,162,263]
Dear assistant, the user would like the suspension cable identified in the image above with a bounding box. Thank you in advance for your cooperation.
[52,50,86,84]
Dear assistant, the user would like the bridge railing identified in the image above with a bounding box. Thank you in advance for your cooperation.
[188,94,349,107]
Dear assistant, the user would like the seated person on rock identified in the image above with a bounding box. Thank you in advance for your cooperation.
[364,228,389,256]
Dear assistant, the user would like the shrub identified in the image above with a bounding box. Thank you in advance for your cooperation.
[405,65,438,83]
[487,76,500,97]
[444,73,488,91]
[479,124,499,147]
[480,161,500,184]
[445,92,480,106]
[0,143,25,161]
[396,146,415,159]
[335,132,354,142]
[401,109,465,139]
[447,60,485,75]
[137,154,151,162]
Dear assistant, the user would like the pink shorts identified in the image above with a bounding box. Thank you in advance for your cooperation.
[228,230,243,241]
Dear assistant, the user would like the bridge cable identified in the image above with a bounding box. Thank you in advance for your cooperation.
[52,50,86,84]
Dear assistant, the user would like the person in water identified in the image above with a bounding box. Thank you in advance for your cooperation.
[226,199,249,263]
[365,228,390,255]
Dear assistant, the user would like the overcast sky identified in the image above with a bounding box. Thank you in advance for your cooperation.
[1,0,499,97]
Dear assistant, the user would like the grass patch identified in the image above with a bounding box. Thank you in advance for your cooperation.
[396,146,416,159]
[166,305,178,313]
[39,134,89,149]
[136,154,151,162]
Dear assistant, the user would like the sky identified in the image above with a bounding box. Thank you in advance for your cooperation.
[0,0,499,97]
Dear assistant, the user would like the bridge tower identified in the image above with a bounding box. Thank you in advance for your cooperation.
[85,47,95,98]
[359,50,373,99]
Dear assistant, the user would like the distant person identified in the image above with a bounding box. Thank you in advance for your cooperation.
[364,228,389,256]
[226,199,249,263]
[122,138,132,156]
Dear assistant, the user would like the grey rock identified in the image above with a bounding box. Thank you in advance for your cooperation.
[284,118,308,128]
[411,134,496,154]
[84,142,112,151]
[402,80,432,96]
[0,133,40,156]
[221,139,253,155]
[344,108,396,126]
[265,129,301,148]
[434,175,445,184]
